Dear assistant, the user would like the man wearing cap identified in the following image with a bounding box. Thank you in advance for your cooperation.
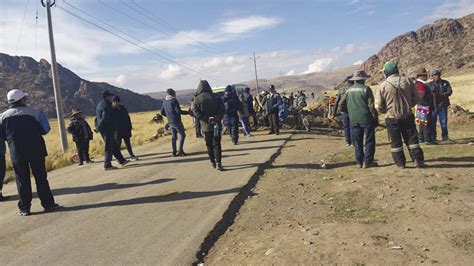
[334,75,355,147]
[375,61,425,169]
[161,88,189,156]
[429,69,453,142]
[338,70,378,168]
[67,107,94,165]
[95,90,128,170]
[415,68,436,145]
[0,89,59,216]
[263,85,282,135]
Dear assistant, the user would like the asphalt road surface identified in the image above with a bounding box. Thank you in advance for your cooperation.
[0,132,290,265]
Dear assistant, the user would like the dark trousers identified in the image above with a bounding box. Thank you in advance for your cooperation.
[117,136,136,158]
[386,115,424,167]
[13,157,55,211]
[74,140,91,163]
[432,107,449,140]
[204,131,222,164]
[101,131,126,167]
[170,124,186,154]
[194,118,203,138]
[227,116,239,144]
[0,154,5,192]
[250,112,259,128]
[350,122,376,165]
[341,113,352,145]
[268,113,280,134]
[418,113,435,143]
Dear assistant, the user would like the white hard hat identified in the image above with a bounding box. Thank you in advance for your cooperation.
[7,89,29,104]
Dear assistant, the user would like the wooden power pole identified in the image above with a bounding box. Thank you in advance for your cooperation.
[43,0,68,152]
[250,52,260,93]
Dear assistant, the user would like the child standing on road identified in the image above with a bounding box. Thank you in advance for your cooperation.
[67,108,94,166]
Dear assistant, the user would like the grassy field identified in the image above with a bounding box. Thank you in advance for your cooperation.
[3,110,194,184]
[446,73,474,111]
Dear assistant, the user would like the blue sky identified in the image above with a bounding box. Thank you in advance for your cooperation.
[1,0,473,93]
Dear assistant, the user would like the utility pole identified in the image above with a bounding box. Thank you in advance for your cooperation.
[250,52,260,93]
[43,0,68,152]
[278,72,284,77]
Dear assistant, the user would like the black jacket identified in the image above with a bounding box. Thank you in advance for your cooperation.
[224,92,243,119]
[161,95,187,127]
[192,80,225,132]
[67,117,93,143]
[95,99,114,133]
[114,105,133,138]
[429,79,453,108]
[0,103,50,161]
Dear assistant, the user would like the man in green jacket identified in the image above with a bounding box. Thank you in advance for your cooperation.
[339,70,378,168]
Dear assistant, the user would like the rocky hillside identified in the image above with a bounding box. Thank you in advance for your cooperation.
[0,53,162,117]
[363,13,474,82]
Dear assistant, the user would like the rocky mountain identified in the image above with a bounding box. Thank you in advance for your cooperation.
[363,13,474,82]
[0,53,162,117]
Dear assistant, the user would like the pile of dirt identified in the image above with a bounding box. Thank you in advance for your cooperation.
[449,104,474,125]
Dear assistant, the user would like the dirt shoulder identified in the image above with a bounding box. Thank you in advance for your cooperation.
[206,126,474,265]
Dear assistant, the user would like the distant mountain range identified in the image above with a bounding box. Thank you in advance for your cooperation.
[0,53,162,117]
[363,13,474,82]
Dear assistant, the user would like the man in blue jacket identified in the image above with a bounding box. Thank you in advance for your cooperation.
[161,88,188,156]
[0,89,59,216]
[95,90,128,170]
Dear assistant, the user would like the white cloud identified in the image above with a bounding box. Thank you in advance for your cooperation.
[303,58,334,74]
[424,0,474,21]
[159,64,185,80]
[286,69,295,76]
[353,60,364,65]
[115,74,127,86]
[221,16,281,34]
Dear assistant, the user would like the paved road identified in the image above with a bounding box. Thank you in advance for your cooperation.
[0,132,290,265]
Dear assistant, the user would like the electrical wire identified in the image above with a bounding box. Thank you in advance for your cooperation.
[56,4,226,84]
[35,0,39,58]
[15,0,30,54]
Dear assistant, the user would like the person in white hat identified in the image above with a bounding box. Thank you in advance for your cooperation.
[0,89,60,216]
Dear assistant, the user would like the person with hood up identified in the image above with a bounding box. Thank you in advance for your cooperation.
[112,96,138,161]
[0,89,60,216]
[263,85,282,135]
[429,69,453,142]
[415,68,436,145]
[240,87,253,136]
[95,91,129,170]
[223,85,243,145]
[375,60,425,169]
[161,88,189,156]
[67,107,94,165]
[192,80,226,171]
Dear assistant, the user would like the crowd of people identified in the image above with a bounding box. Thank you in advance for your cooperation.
[335,60,453,169]
[0,59,454,216]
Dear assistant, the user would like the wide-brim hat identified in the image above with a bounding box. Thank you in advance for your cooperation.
[70,108,83,117]
[416,67,428,76]
[349,70,371,81]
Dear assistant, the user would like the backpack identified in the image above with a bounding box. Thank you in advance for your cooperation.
[278,101,289,121]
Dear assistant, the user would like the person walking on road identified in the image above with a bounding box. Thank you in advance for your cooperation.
[334,75,354,147]
[0,89,60,216]
[67,108,94,165]
[112,96,138,161]
[429,69,453,142]
[263,85,282,135]
[223,86,242,145]
[0,138,10,201]
[415,68,437,145]
[161,88,188,156]
[339,70,379,169]
[240,88,253,137]
[375,60,426,169]
[193,80,226,171]
[95,91,129,170]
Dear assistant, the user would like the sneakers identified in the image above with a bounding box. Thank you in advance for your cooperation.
[104,166,118,171]
[119,160,130,167]
[414,160,427,168]
[130,156,139,162]
[44,203,62,213]
[211,162,217,169]
[357,164,363,169]
[78,162,84,166]
[216,163,224,171]
[362,162,379,169]
[345,143,351,147]
[17,210,31,216]
[86,160,94,164]
[177,151,187,157]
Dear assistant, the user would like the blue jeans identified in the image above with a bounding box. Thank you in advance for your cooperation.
[432,107,449,140]
[350,122,376,165]
[341,113,351,145]
[170,123,186,154]
[240,116,251,136]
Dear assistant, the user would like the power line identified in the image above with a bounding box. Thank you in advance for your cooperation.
[15,0,30,54]
[35,0,39,57]
[56,4,226,84]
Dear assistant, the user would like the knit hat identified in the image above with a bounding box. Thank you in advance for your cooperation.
[112,95,121,102]
[416,67,428,76]
[431,69,441,76]
[383,60,399,77]
[269,85,276,91]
